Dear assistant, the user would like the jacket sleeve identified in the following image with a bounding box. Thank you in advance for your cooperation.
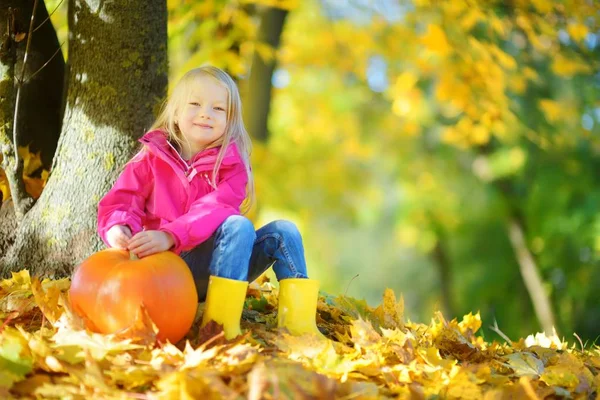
[97,152,152,246]
[159,162,248,253]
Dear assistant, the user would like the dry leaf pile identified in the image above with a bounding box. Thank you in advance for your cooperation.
[1,270,599,399]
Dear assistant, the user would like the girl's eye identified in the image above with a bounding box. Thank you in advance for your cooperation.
[215,107,225,111]
[190,102,200,106]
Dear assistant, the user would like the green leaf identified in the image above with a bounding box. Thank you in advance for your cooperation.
[0,329,33,388]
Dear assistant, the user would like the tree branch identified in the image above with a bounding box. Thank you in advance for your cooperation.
[507,218,556,334]
[32,0,65,33]
[27,40,64,82]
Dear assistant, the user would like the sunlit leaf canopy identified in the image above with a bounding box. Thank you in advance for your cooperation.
[27,0,600,342]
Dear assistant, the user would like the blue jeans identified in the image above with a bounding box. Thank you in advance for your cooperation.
[180,216,309,301]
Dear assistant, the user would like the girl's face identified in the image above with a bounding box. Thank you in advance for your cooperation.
[177,76,229,158]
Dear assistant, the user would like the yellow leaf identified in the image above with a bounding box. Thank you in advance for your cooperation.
[372,289,404,330]
[17,146,43,176]
[1,270,32,291]
[254,41,275,63]
[460,9,482,31]
[458,312,482,336]
[445,370,483,400]
[551,54,592,77]
[470,125,490,145]
[490,46,516,70]
[489,16,506,38]
[421,24,451,56]
[350,318,381,348]
[539,99,563,123]
[392,97,412,117]
[30,278,62,324]
[419,346,457,369]
[531,0,553,13]
[540,365,579,389]
[567,23,588,42]
[392,71,418,95]
[0,171,9,201]
[509,75,527,94]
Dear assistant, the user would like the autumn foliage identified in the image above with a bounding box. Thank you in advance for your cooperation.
[1,270,599,399]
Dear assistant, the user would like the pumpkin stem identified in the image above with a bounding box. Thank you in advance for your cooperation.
[129,252,139,261]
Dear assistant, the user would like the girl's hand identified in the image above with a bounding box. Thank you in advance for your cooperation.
[106,225,132,249]
[127,230,175,258]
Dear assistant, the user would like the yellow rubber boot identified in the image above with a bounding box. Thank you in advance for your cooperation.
[201,276,248,340]
[277,278,326,338]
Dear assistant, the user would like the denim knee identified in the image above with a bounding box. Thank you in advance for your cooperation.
[270,220,302,244]
[220,215,256,242]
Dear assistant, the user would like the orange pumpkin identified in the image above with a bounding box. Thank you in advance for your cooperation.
[69,249,198,343]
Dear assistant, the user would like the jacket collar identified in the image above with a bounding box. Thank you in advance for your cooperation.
[139,130,242,169]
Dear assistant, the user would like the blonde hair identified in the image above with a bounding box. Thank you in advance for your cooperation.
[149,66,254,212]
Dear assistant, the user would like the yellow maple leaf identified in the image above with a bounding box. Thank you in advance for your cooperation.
[17,146,43,176]
[458,312,482,336]
[419,346,457,369]
[1,270,32,292]
[540,365,580,389]
[372,288,404,330]
[30,278,62,324]
[0,146,49,201]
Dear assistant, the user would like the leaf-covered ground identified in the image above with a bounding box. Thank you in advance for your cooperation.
[1,271,599,399]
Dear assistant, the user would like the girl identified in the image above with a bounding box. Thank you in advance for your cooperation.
[97,66,324,340]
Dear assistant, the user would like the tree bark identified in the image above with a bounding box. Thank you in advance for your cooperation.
[243,6,288,142]
[0,200,17,253]
[0,0,167,277]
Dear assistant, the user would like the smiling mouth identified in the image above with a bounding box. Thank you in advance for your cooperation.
[194,124,213,129]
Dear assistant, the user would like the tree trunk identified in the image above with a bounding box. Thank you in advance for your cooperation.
[0,200,18,252]
[432,232,455,318]
[243,6,288,142]
[0,0,167,277]
[507,217,556,334]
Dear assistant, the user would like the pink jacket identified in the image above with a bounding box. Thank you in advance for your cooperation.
[97,130,248,254]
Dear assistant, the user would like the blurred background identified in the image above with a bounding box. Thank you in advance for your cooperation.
[46,0,599,342]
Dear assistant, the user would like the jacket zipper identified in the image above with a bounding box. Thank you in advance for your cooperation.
[149,137,219,187]
[165,141,199,182]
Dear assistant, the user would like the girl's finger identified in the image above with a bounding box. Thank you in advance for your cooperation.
[128,235,149,250]
[133,243,155,257]
[137,250,153,258]
[138,246,159,258]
